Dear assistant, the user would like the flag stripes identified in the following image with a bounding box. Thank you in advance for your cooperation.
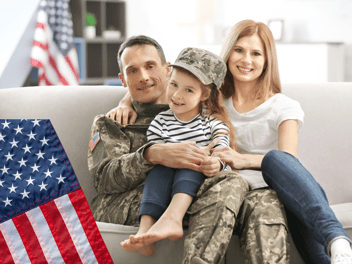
[26,210,55,264]
[68,189,112,263]
[30,1,80,86]
[0,190,100,264]
[0,227,17,264]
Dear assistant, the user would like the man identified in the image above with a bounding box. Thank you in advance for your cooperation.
[88,35,288,264]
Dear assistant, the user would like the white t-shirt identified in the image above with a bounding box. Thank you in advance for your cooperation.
[223,93,304,189]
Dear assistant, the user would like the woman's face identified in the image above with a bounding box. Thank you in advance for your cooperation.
[227,34,266,86]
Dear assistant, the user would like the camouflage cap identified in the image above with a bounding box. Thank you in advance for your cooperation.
[168,47,227,89]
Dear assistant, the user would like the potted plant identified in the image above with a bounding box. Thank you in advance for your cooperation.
[85,13,97,39]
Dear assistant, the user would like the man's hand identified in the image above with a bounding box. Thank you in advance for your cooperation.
[199,138,221,156]
[199,157,221,177]
[144,142,208,172]
[106,105,137,126]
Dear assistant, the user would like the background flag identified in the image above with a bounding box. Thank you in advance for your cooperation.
[0,119,113,263]
[31,0,80,86]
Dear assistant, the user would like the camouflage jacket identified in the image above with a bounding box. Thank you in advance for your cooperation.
[87,100,169,225]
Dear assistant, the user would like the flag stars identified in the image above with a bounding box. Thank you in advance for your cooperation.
[18,158,28,167]
[32,119,41,127]
[0,165,10,175]
[3,197,12,207]
[26,176,35,186]
[31,163,40,173]
[0,180,4,187]
[40,136,49,146]
[12,171,22,180]
[39,182,48,191]
[4,152,14,161]
[44,168,53,178]
[14,125,24,135]
[35,150,45,160]
[1,120,11,129]
[10,139,19,148]
[49,155,58,165]
[27,131,37,141]
[57,174,66,184]
[0,132,6,141]
[8,184,17,194]
[21,189,30,199]
[22,144,32,154]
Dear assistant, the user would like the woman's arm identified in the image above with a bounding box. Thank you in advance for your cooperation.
[106,91,137,125]
[211,147,264,170]
[277,119,299,157]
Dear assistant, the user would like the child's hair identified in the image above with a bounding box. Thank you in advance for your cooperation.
[201,84,237,151]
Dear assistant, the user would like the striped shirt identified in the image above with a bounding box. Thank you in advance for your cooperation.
[147,109,230,149]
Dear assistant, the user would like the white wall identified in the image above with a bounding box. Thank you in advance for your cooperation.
[0,0,41,88]
[126,0,352,81]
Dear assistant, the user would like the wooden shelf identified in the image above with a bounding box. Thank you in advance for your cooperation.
[70,0,126,85]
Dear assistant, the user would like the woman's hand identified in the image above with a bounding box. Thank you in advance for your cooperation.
[106,105,137,126]
[199,157,221,177]
[211,146,263,170]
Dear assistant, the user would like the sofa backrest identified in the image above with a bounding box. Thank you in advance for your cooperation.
[1,83,351,205]
[282,83,352,205]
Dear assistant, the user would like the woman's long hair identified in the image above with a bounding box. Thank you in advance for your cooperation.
[219,20,282,99]
[202,84,237,151]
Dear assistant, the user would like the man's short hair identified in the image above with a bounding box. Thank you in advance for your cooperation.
[117,35,166,76]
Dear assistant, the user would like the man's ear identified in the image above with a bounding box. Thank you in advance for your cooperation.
[119,73,127,88]
[165,62,172,77]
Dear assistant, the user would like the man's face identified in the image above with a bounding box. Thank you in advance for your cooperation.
[119,44,170,104]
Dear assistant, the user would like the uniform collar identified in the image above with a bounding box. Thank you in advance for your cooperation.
[132,99,169,117]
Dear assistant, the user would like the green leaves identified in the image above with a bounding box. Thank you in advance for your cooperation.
[85,13,96,26]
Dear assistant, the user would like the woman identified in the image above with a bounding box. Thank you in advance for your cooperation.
[210,20,352,264]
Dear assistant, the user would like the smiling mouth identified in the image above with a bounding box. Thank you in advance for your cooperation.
[138,84,154,90]
[237,66,252,73]
[171,99,184,107]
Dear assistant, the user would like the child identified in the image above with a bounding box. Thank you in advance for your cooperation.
[121,47,236,256]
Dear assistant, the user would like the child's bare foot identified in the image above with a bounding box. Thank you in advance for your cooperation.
[138,215,184,245]
[120,238,155,256]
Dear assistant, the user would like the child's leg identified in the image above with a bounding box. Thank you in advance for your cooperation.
[121,165,175,255]
[138,165,176,223]
[139,169,204,245]
[120,215,157,256]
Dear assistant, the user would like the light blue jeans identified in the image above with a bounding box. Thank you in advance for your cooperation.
[262,150,351,263]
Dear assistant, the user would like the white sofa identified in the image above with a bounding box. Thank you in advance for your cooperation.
[1,83,351,264]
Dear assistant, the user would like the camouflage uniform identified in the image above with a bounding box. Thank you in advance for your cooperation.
[184,183,289,264]
[88,101,169,226]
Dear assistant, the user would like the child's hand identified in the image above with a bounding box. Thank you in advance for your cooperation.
[199,156,222,177]
[199,138,221,156]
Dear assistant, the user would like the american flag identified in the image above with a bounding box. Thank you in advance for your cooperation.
[0,120,113,263]
[31,0,80,85]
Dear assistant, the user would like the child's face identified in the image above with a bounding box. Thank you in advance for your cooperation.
[167,67,209,122]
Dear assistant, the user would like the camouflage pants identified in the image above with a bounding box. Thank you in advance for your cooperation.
[183,171,289,264]
[237,189,289,264]
[182,170,249,264]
